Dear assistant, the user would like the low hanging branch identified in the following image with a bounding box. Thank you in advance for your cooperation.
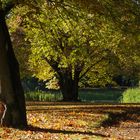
[43,56,62,76]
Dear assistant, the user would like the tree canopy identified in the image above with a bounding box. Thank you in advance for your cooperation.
[7,0,139,101]
[9,0,140,87]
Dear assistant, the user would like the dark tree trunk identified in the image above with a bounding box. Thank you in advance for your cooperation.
[0,9,27,127]
[59,73,73,101]
[59,69,80,102]
[72,69,81,101]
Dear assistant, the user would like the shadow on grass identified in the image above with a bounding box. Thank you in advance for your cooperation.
[27,125,108,137]
[100,108,140,127]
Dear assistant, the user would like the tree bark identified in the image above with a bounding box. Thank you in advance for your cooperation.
[59,69,80,101]
[44,57,81,101]
[0,9,27,127]
[72,69,81,101]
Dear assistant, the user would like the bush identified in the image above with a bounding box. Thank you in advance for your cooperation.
[121,88,140,103]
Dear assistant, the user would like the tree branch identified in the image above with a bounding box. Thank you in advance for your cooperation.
[79,57,105,80]
[43,56,62,76]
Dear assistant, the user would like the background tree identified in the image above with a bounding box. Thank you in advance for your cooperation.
[11,3,122,101]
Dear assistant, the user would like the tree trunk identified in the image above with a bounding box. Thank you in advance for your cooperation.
[59,69,80,101]
[72,69,81,101]
[0,9,27,127]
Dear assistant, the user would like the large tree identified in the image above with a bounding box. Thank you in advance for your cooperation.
[0,0,27,127]
[9,0,140,101]
[13,3,121,101]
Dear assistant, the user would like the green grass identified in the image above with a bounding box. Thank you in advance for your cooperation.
[25,87,140,103]
[25,88,124,102]
[25,91,62,102]
[79,88,123,102]
[121,87,140,103]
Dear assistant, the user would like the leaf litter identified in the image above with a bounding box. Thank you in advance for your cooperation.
[0,103,140,140]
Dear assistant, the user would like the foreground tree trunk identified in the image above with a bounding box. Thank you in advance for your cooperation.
[0,8,27,127]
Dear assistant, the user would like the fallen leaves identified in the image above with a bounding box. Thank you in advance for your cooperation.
[0,103,140,140]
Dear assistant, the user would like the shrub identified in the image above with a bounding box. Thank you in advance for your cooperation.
[121,88,140,103]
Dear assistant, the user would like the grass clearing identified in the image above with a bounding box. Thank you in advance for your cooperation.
[79,88,123,102]
[25,91,62,102]
[25,88,124,103]
[25,88,140,103]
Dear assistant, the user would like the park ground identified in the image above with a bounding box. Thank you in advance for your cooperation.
[0,102,140,140]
